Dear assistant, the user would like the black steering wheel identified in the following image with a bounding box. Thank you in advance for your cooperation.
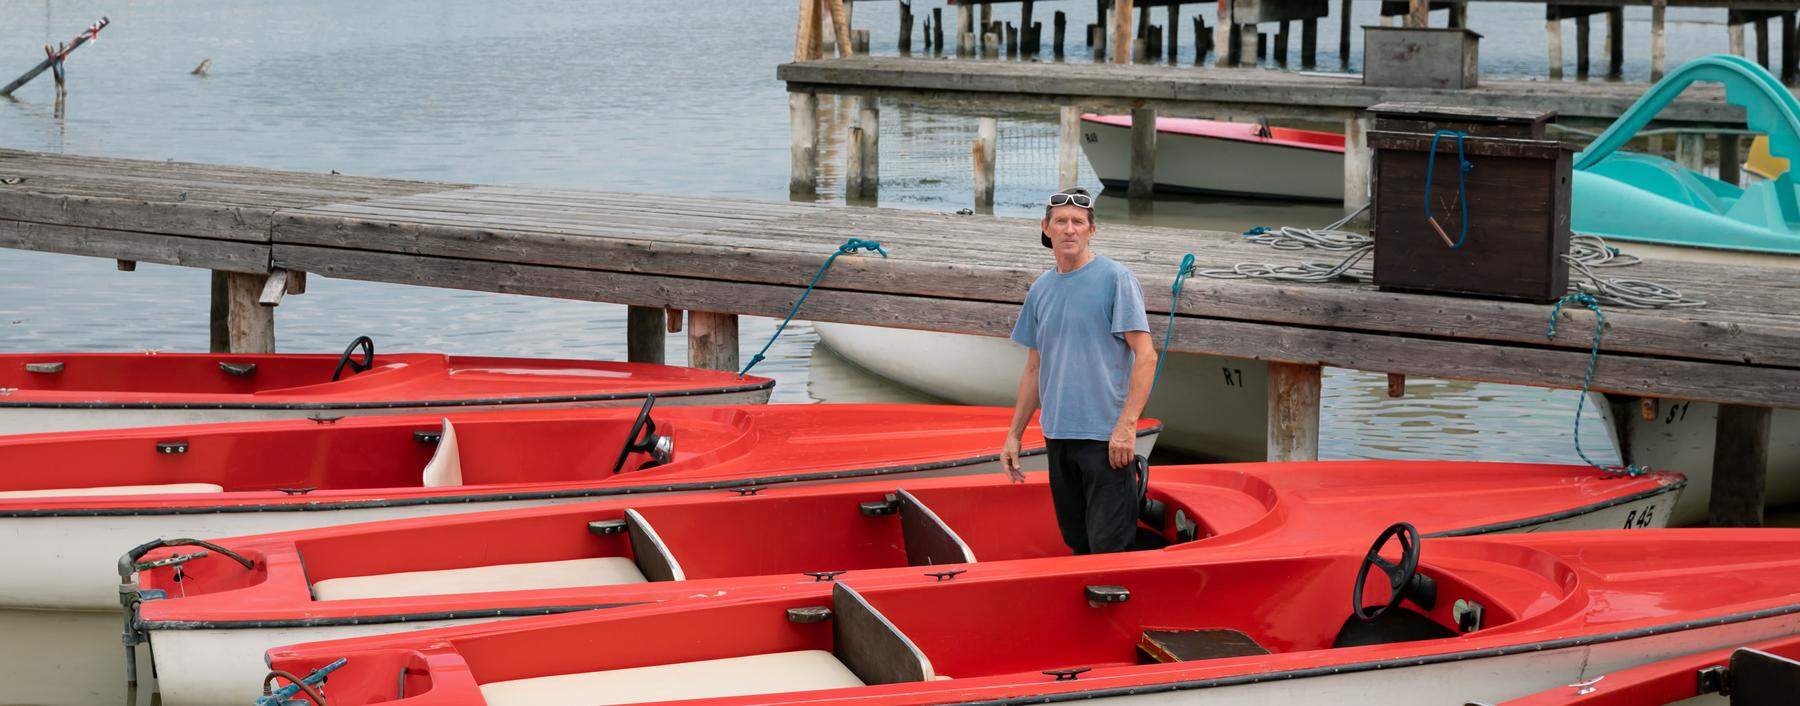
[1353,522,1422,622]
[329,336,375,382]
[610,395,658,474]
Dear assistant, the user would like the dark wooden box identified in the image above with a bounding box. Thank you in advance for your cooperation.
[1369,103,1573,303]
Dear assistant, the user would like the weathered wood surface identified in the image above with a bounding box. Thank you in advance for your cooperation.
[778,56,1746,124]
[2,150,1799,409]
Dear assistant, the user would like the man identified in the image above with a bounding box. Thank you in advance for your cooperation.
[1001,187,1157,555]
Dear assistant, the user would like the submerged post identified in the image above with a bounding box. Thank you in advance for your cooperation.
[1267,362,1322,462]
[1607,8,1625,79]
[1055,11,1068,57]
[789,92,820,196]
[1546,8,1564,80]
[627,306,666,364]
[1300,16,1317,68]
[1575,13,1591,78]
[1058,106,1082,189]
[0,17,107,97]
[687,312,739,372]
[1129,106,1156,200]
[1709,404,1771,527]
[1339,0,1352,69]
[975,117,998,209]
[900,1,914,54]
[1651,0,1667,81]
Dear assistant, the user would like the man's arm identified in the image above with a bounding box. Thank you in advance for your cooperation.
[1109,331,1157,469]
[1002,348,1042,482]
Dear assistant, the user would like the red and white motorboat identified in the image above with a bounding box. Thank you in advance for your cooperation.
[258,528,1800,706]
[0,338,774,435]
[1079,114,1346,201]
[1488,632,1800,705]
[4,404,1160,611]
[129,461,1680,704]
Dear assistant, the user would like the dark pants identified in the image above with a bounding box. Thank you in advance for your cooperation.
[1045,438,1138,555]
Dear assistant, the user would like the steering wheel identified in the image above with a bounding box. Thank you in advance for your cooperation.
[329,336,375,382]
[1353,522,1422,622]
[610,395,658,474]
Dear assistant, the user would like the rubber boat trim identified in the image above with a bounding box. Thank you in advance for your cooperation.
[954,599,1800,705]
[0,424,1161,517]
[135,602,643,631]
[1423,479,1685,538]
[0,380,774,410]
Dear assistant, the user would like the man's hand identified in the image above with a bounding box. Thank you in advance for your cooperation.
[1108,423,1135,469]
[1001,435,1026,483]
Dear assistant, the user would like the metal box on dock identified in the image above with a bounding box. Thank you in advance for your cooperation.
[1368,103,1573,303]
[1363,27,1481,89]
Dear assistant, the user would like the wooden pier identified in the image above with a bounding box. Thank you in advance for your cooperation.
[2,147,1797,523]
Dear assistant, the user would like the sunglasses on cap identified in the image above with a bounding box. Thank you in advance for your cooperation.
[1047,192,1094,208]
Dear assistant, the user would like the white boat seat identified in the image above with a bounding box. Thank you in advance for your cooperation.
[478,650,865,706]
[421,417,461,487]
[311,557,646,601]
[0,483,225,499]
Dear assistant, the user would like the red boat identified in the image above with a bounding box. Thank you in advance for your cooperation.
[0,339,774,435]
[128,461,1680,704]
[1489,632,1800,705]
[259,528,1800,706]
[4,404,1155,611]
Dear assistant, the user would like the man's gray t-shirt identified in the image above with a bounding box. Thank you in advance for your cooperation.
[1009,254,1151,441]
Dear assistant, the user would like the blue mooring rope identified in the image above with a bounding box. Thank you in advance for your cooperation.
[739,237,887,378]
[1544,292,1650,477]
[1152,253,1196,392]
[1424,130,1473,249]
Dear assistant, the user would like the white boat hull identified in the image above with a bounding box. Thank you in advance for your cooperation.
[0,387,774,437]
[1,434,1158,613]
[1079,119,1345,201]
[813,323,1266,461]
[1598,394,1800,526]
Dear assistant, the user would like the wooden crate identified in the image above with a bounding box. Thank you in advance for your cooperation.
[1369,104,1573,303]
[1363,27,1482,89]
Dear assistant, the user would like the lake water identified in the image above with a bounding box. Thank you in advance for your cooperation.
[0,0,1769,703]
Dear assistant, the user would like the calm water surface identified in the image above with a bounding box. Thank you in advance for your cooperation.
[1,0,1763,702]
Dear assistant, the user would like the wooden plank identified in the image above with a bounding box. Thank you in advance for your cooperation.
[270,245,1800,408]
[0,220,269,273]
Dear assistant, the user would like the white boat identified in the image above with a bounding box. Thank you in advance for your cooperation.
[1078,114,1346,201]
[813,323,1268,461]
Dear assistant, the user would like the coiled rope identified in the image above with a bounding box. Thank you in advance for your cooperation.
[739,237,887,378]
[1195,203,1374,283]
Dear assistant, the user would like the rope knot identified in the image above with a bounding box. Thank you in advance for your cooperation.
[1241,226,1271,237]
[836,238,888,258]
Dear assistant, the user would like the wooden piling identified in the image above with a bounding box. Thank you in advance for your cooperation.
[1708,404,1771,527]
[1022,0,1038,55]
[1112,0,1134,64]
[958,3,974,56]
[1267,362,1322,462]
[1719,133,1742,187]
[1406,0,1428,29]
[1447,2,1467,29]
[1547,12,1564,80]
[1055,11,1068,57]
[1754,16,1770,68]
[984,31,1001,58]
[1168,4,1180,63]
[686,311,739,373]
[1676,133,1706,172]
[1300,17,1317,68]
[1251,28,1264,62]
[1575,13,1591,78]
[854,29,871,55]
[1195,15,1211,64]
[975,117,998,209]
[1344,114,1371,214]
[796,0,823,60]
[226,272,275,354]
[899,0,914,55]
[827,0,854,57]
[847,101,868,199]
[934,7,946,54]
[1651,0,1667,81]
[1339,0,1352,69]
[789,92,819,196]
[1728,14,1747,57]
[1783,12,1798,84]
[627,306,666,365]
[858,97,880,200]
[1058,106,1081,189]
[210,272,230,353]
[1607,8,1625,79]
[1129,106,1156,200]
[1274,21,1290,67]
[1217,3,1236,67]
[1006,22,1019,57]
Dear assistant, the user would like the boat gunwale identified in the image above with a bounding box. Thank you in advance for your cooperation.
[0,379,775,409]
[1079,115,1347,155]
[1422,478,1684,538]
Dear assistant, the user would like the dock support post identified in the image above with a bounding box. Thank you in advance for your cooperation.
[1168,4,1180,63]
[1719,134,1742,186]
[1338,0,1352,69]
[1729,13,1746,57]
[899,1,914,55]
[1406,0,1427,29]
[627,306,666,365]
[1058,106,1082,189]
[210,272,231,353]
[1447,2,1466,29]
[1344,114,1371,215]
[1055,11,1068,57]
[1651,0,1667,81]
[1129,106,1156,200]
[852,97,879,201]
[1301,17,1317,68]
[1241,25,1259,65]
[1267,362,1322,462]
[1274,21,1290,66]
[1195,15,1211,64]
[975,116,998,209]
[225,272,275,354]
[1575,13,1591,78]
[1606,8,1625,79]
[1708,404,1771,527]
[934,7,946,54]
[846,97,867,199]
[1783,13,1798,84]
[1215,3,1235,66]
[1546,9,1564,80]
[1112,0,1134,64]
[957,2,974,56]
[983,30,1001,58]
[687,312,739,373]
[1022,0,1037,55]
[789,92,819,197]
[1754,15,1770,68]
[1676,133,1705,173]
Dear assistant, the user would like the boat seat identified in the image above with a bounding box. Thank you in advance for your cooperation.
[0,483,225,499]
[833,582,935,684]
[625,508,685,581]
[420,417,461,487]
[1137,629,1270,663]
[311,557,647,601]
[478,650,865,706]
[895,489,975,567]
